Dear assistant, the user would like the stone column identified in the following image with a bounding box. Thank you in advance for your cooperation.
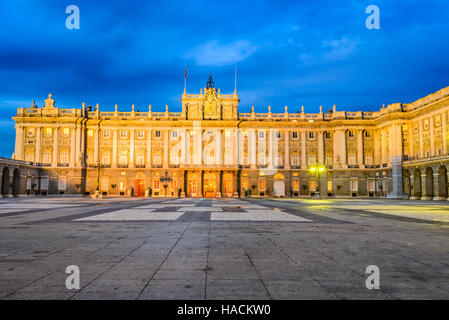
[357,130,364,166]
[250,129,256,168]
[433,172,444,200]
[317,131,324,165]
[215,130,222,165]
[333,130,347,169]
[14,125,24,160]
[442,112,448,155]
[129,129,135,168]
[301,131,306,169]
[70,126,76,167]
[36,127,42,163]
[112,130,118,168]
[94,128,100,165]
[147,130,152,168]
[235,129,240,165]
[373,129,380,165]
[181,129,186,165]
[430,116,435,157]
[163,129,169,168]
[421,173,432,200]
[52,127,59,167]
[284,130,290,169]
[387,124,405,199]
[75,124,81,167]
[419,120,424,158]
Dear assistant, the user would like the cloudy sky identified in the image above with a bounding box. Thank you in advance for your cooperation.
[1,0,449,157]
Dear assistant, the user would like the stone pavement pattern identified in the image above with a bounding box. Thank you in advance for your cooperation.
[0,196,448,300]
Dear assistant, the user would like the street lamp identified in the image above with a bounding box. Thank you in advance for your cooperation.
[309,165,326,197]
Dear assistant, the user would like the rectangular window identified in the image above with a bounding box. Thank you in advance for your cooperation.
[62,128,70,137]
[292,132,298,139]
[308,154,316,166]
[45,128,52,136]
[102,153,110,165]
[327,180,333,192]
[58,178,66,191]
[350,179,358,192]
[368,180,375,192]
[171,131,178,139]
[292,180,299,191]
[87,129,93,137]
[348,154,357,165]
[120,130,127,139]
[154,179,160,190]
[309,179,317,192]
[291,155,299,166]
[325,132,331,139]
[155,131,161,138]
[275,132,281,139]
[137,130,145,139]
[308,132,315,139]
[103,130,110,139]
[259,180,265,191]
[258,131,265,139]
[348,131,355,138]
[60,151,69,164]
[365,131,371,138]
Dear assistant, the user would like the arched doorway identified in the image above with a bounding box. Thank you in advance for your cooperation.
[403,169,410,198]
[411,168,421,199]
[423,167,434,200]
[222,173,233,197]
[12,168,20,197]
[2,167,10,197]
[203,173,216,198]
[273,173,285,197]
[437,166,448,200]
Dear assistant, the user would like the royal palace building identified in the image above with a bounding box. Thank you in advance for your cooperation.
[9,75,449,200]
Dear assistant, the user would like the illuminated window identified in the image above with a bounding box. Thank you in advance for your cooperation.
[103,130,110,138]
[291,154,299,166]
[45,128,52,136]
[154,179,160,190]
[293,180,299,191]
[348,153,357,165]
[119,150,128,164]
[62,128,70,137]
[309,179,317,192]
[27,128,35,137]
[60,151,69,164]
[137,130,145,139]
[136,151,145,165]
[365,154,373,165]
[87,129,93,137]
[307,154,316,166]
[43,151,52,163]
[102,152,110,165]
[327,180,333,192]
[259,180,265,191]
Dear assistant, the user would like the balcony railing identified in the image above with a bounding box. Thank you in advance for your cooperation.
[118,164,128,168]
[57,163,69,167]
[348,165,360,169]
[135,164,146,168]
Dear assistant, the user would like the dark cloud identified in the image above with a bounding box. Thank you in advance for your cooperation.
[1,0,449,156]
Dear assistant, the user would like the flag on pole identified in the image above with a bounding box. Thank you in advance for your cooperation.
[185,65,187,79]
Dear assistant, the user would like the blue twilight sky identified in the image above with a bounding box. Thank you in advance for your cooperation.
[1,0,449,157]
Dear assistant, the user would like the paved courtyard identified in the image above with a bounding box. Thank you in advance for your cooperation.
[0,196,449,300]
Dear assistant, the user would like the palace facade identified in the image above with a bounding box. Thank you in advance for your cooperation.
[10,76,449,200]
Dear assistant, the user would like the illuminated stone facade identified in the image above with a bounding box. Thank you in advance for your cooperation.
[11,77,449,200]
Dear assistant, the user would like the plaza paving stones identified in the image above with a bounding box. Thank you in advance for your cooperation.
[0,196,449,299]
